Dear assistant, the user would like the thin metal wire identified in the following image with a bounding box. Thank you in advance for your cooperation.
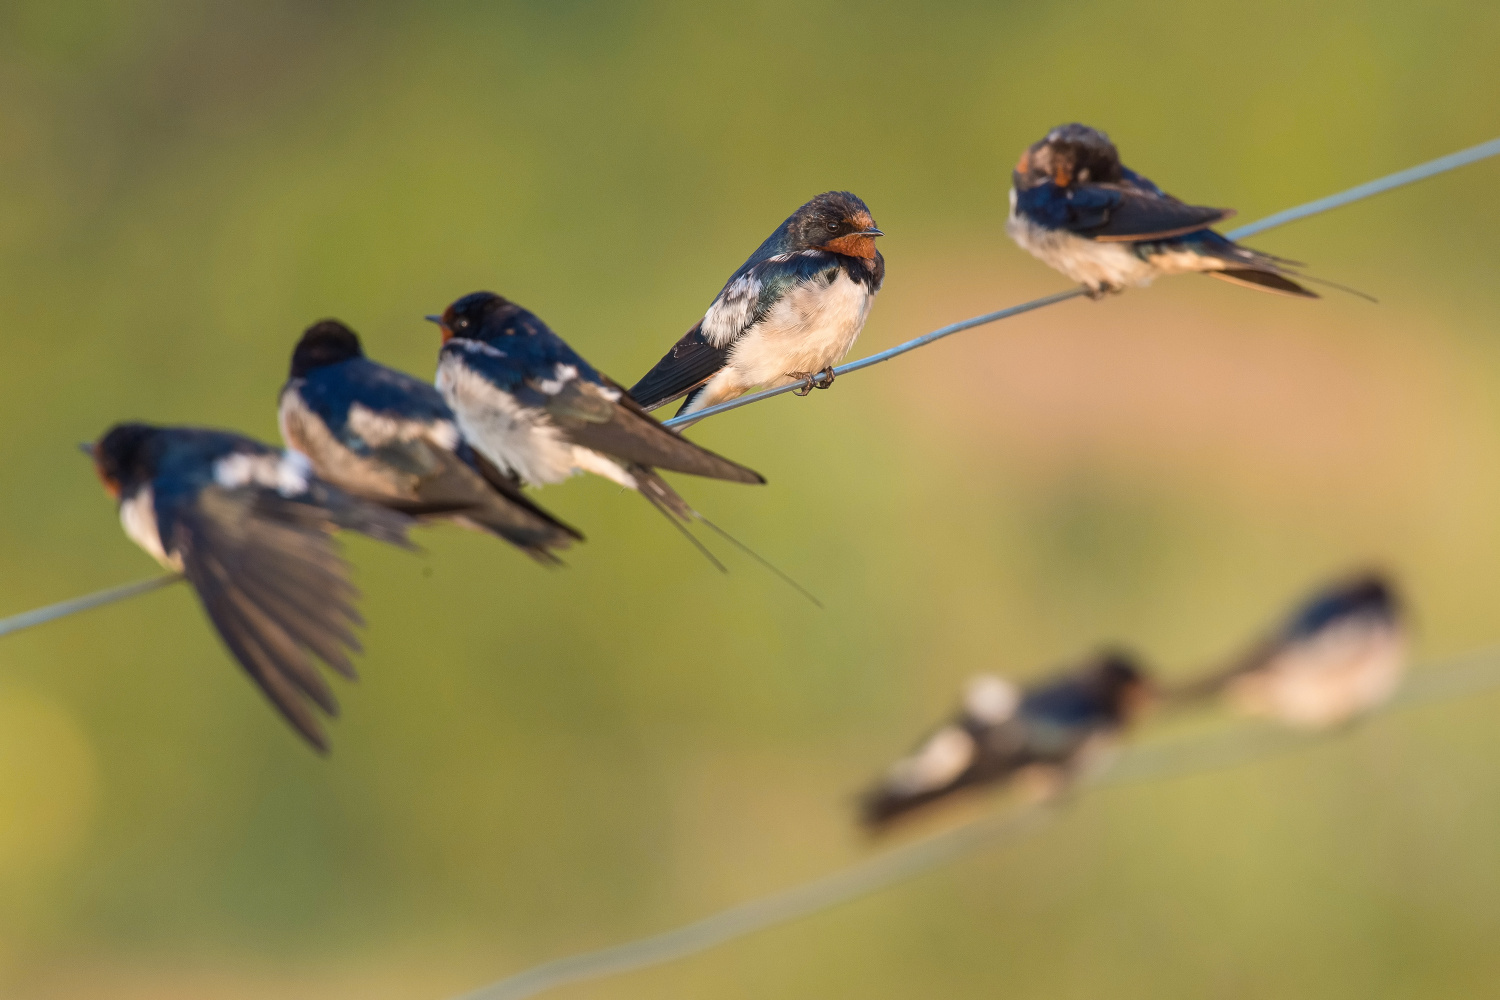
[0,573,182,638]
[1226,136,1500,240]
[4,137,1499,640]
[454,646,1500,1000]
[663,135,1500,430]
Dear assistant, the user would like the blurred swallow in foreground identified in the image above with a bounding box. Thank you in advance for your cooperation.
[629,191,885,421]
[862,650,1153,827]
[1008,123,1369,300]
[85,422,415,751]
[1177,572,1406,729]
[279,319,581,564]
[428,293,814,599]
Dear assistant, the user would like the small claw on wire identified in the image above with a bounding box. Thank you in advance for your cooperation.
[786,371,818,396]
[813,366,836,390]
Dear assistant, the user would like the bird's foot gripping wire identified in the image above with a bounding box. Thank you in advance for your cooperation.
[786,366,837,396]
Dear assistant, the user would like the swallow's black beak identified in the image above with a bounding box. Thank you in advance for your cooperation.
[859,227,885,237]
[424,315,443,325]
[77,442,95,457]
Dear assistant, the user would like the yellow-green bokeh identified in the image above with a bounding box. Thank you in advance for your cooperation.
[2,2,1500,997]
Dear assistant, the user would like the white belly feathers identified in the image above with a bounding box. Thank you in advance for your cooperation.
[725,271,874,386]
[1005,205,1159,292]
[436,352,636,490]
[120,485,183,571]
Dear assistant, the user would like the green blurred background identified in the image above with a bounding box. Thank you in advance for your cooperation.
[2,1,1500,997]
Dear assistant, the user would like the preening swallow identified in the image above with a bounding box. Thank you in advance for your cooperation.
[279,320,580,564]
[862,651,1153,827]
[1008,124,1340,299]
[85,422,415,752]
[629,191,885,420]
[428,291,764,527]
[1180,573,1406,729]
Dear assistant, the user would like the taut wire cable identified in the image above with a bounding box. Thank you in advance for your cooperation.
[2,136,1497,638]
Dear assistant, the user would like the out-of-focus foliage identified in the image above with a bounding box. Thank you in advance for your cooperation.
[2,1,1500,996]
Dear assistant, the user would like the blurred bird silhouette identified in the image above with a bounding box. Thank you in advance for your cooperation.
[1176,572,1406,729]
[279,319,580,564]
[862,650,1154,827]
[629,191,885,421]
[85,422,415,751]
[1008,123,1368,300]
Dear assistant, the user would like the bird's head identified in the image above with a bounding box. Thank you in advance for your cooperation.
[289,319,364,378]
[783,191,883,259]
[1087,649,1156,721]
[1285,572,1402,641]
[426,291,514,343]
[82,422,158,499]
[1013,123,1122,191]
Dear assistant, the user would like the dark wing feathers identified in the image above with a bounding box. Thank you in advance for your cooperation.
[1018,182,1231,241]
[1210,269,1318,298]
[1078,190,1234,241]
[169,485,409,752]
[627,323,732,412]
[544,379,764,484]
[399,441,582,559]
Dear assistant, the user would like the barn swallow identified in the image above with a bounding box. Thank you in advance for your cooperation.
[1178,573,1406,729]
[427,291,763,515]
[279,319,581,564]
[427,293,821,598]
[628,191,885,421]
[1008,124,1357,299]
[85,422,415,752]
[862,650,1153,826]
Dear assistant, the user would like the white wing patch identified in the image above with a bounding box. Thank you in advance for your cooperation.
[346,403,460,450]
[532,363,581,396]
[700,270,763,348]
[213,450,310,497]
[963,674,1021,724]
[883,725,976,795]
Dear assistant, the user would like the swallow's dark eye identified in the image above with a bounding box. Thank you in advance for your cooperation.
[826,220,839,233]
[454,317,469,330]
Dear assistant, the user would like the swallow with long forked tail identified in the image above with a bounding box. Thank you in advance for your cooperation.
[85,422,415,751]
[629,191,885,421]
[428,293,818,579]
[1008,124,1367,300]
[279,319,581,564]
[862,650,1154,827]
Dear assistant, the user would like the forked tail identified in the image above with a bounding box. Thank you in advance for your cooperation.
[632,466,821,607]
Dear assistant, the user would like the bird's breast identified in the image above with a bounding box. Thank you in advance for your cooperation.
[436,355,576,487]
[120,485,182,571]
[727,272,874,379]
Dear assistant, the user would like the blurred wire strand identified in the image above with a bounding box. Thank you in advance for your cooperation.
[1,135,1497,640]
[0,573,181,638]
[453,644,1500,1000]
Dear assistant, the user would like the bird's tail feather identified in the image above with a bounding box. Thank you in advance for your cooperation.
[632,466,821,606]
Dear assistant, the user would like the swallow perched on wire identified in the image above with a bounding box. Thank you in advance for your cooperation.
[278,319,581,564]
[1008,124,1361,300]
[428,292,808,571]
[629,191,885,421]
[862,651,1153,826]
[85,422,416,752]
[1177,573,1406,729]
